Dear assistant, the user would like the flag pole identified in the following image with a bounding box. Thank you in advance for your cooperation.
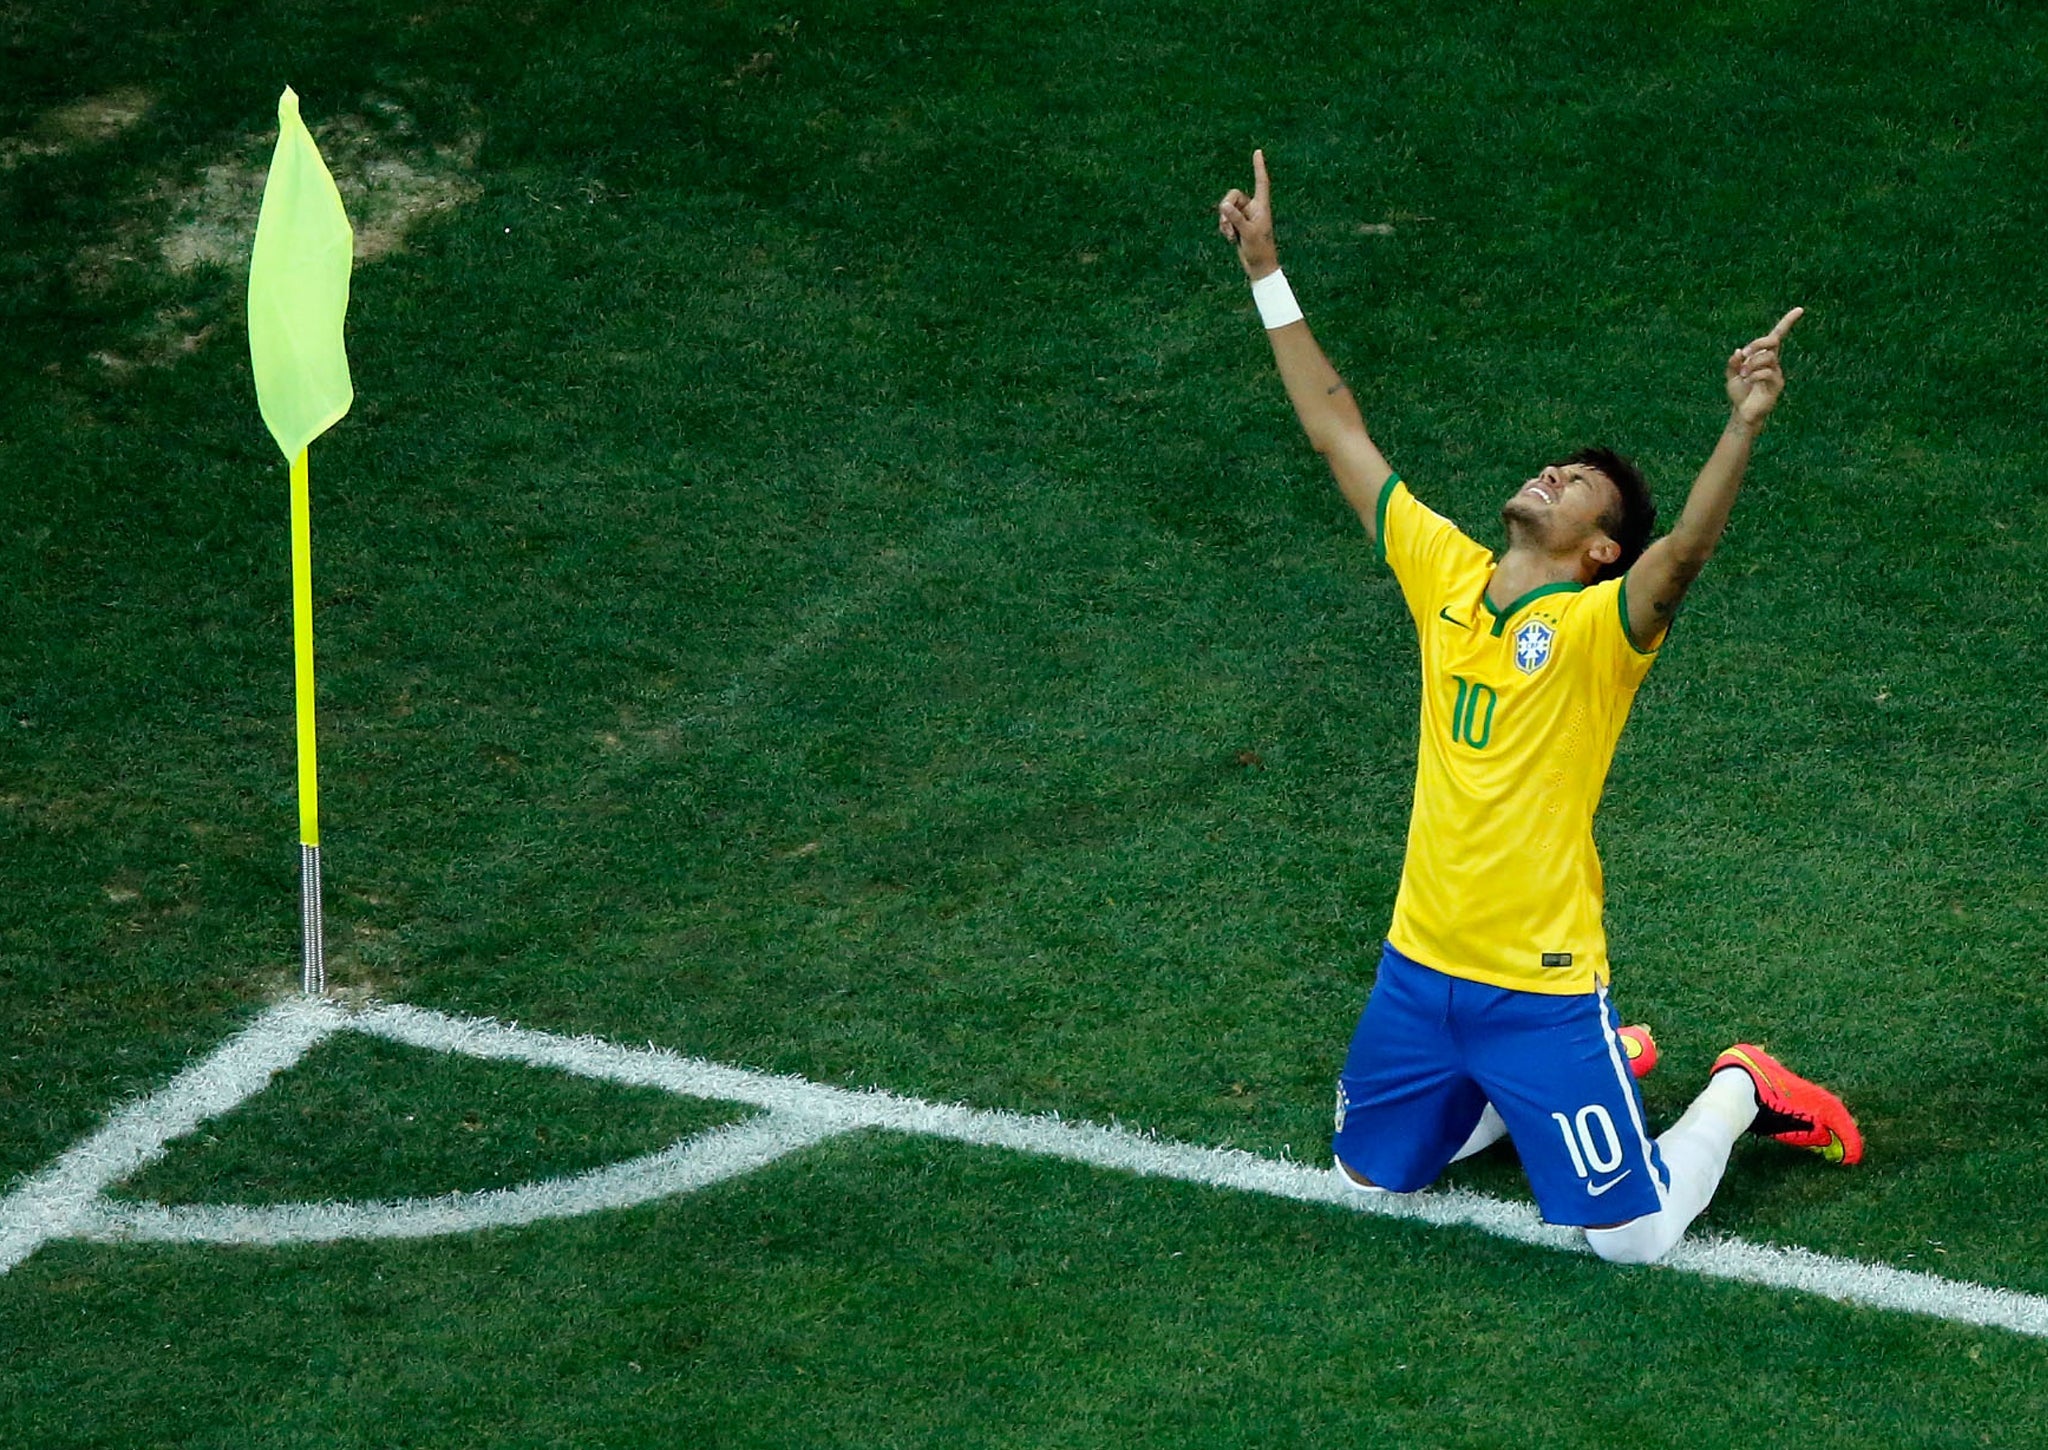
[249,84,351,998]
[291,446,325,995]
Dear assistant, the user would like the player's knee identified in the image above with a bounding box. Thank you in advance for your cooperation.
[1334,1156,1410,1197]
[1583,1209,1685,1266]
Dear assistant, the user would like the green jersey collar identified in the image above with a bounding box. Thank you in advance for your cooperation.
[1482,579,1584,637]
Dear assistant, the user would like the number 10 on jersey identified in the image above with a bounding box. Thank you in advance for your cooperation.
[1450,675,1497,750]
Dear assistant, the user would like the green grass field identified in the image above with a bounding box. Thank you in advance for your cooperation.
[6,0,2048,1442]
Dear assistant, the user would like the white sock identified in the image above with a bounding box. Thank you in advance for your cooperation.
[1654,1068,1758,1219]
[1584,1068,1757,1265]
[1450,1104,1508,1163]
[1697,1066,1762,1135]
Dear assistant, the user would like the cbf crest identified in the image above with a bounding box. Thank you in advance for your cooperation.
[1513,618,1555,675]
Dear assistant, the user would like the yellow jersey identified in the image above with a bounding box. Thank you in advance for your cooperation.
[1375,478,1660,994]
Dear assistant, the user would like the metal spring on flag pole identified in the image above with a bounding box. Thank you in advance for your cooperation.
[300,843,326,996]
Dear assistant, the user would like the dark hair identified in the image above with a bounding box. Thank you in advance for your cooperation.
[1560,446,1655,583]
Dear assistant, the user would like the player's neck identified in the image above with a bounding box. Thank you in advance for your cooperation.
[1487,544,1590,611]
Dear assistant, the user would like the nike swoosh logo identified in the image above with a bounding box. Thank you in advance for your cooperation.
[1587,1170,1633,1197]
[1437,607,1470,629]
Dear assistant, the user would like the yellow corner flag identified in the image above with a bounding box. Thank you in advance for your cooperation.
[248,86,355,996]
[249,86,354,460]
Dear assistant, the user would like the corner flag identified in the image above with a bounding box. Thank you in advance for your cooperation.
[248,86,355,995]
[250,87,353,460]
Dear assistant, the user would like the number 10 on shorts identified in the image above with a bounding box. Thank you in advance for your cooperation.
[1552,1105,1624,1178]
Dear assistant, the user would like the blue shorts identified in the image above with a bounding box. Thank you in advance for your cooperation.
[1332,943,1669,1227]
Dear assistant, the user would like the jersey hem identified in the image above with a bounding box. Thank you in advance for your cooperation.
[1384,931,1610,997]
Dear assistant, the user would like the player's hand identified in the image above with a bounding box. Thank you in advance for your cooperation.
[1217,149,1280,281]
[1726,307,1804,431]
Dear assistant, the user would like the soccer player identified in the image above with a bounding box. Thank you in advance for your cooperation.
[1217,151,1860,1264]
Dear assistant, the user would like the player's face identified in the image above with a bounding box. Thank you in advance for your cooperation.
[1501,462,1620,553]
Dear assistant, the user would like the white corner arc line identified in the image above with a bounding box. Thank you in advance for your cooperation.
[0,996,342,1275]
[81,1111,846,1246]
[5,999,2048,1342]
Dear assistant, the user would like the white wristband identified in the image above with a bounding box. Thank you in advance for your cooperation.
[1251,268,1304,330]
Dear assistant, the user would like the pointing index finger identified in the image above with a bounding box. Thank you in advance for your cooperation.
[1768,306,1805,344]
[1252,148,1270,208]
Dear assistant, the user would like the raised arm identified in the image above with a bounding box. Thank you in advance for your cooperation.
[1218,150,1394,540]
[1624,307,1805,647]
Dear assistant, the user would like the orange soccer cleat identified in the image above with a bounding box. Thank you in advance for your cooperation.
[1713,1043,1863,1165]
[1618,1023,1659,1079]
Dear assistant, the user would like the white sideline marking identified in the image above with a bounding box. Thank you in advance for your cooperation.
[5,1000,2048,1341]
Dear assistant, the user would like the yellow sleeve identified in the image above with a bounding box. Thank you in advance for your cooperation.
[1575,576,1660,688]
[1376,478,1490,624]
